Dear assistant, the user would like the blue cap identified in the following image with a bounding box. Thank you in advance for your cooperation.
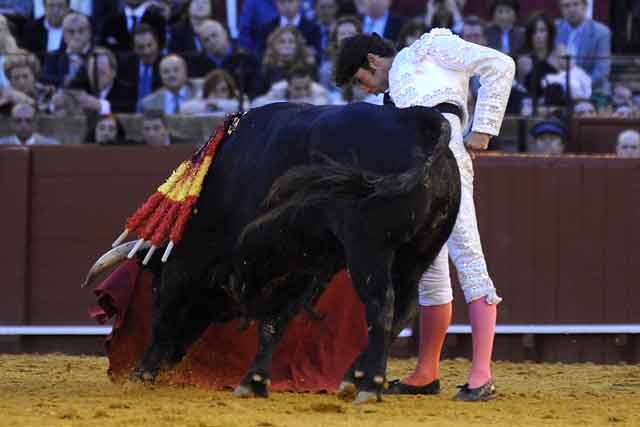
[529,121,567,139]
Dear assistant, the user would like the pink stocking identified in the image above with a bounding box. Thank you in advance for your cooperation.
[467,298,497,388]
[401,303,451,386]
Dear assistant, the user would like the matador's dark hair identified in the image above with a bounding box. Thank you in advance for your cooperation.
[333,33,396,87]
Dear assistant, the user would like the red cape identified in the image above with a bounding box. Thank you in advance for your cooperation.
[90,260,368,391]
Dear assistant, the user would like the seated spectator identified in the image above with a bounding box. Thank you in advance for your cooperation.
[42,12,92,87]
[529,120,566,154]
[0,103,60,145]
[3,49,56,113]
[519,12,558,102]
[318,15,361,94]
[182,69,248,113]
[237,0,279,54]
[616,129,640,158]
[485,0,524,57]
[260,26,316,94]
[101,0,167,52]
[556,0,611,94]
[397,17,428,49]
[52,46,136,115]
[91,114,127,144]
[120,23,163,112]
[542,44,591,102]
[252,64,329,107]
[573,98,596,117]
[20,0,68,58]
[315,0,338,56]
[255,0,322,60]
[424,0,463,34]
[140,54,199,114]
[612,83,633,110]
[168,0,215,54]
[461,15,486,45]
[362,0,405,44]
[0,13,19,89]
[187,19,260,98]
[142,109,172,145]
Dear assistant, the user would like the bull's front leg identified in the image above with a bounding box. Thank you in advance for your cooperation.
[342,245,395,404]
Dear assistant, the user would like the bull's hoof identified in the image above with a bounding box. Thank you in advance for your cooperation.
[233,377,270,398]
[337,381,357,401]
[128,368,157,384]
[353,390,382,405]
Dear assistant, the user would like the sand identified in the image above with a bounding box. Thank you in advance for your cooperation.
[0,355,638,427]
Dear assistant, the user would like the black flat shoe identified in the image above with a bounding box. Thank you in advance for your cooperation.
[384,379,440,395]
[453,379,497,401]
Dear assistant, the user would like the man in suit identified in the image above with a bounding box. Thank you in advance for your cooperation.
[485,0,525,57]
[555,0,611,94]
[119,23,162,111]
[167,0,213,54]
[141,109,172,145]
[187,19,260,98]
[361,0,405,44]
[255,0,322,59]
[0,103,60,145]
[42,12,92,87]
[20,0,68,57]
[140,54,199,114]
[101,0,166,52]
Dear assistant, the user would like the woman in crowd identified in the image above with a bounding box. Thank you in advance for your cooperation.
[181,69,248,114]
[318,15,362,92]
[3,49,56,113]
[424,0,464,34]
[518,12,558,104]
[0,14,19,89]
[260,26,316,94]
[91,114,127,144]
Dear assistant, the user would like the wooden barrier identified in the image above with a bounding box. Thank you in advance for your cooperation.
[1,146,639,361]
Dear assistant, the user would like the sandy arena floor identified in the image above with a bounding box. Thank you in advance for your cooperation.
[0,354,638,427]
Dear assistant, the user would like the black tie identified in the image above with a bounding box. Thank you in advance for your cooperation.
[383,92,395,106]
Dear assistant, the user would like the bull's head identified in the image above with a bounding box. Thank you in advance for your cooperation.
[81,240,152,288]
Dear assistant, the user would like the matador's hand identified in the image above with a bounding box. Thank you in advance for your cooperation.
[464,132,491,159]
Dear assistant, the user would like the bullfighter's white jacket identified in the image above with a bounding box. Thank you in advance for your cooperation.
[389,28,515,137]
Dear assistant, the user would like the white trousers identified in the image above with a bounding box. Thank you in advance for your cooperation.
[418,113,502,306]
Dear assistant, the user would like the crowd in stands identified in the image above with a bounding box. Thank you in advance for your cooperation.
[0,0,638,157]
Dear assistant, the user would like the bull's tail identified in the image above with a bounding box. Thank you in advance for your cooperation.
[248,115,451,232]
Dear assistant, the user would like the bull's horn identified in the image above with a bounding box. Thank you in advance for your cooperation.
[80,240,151,288]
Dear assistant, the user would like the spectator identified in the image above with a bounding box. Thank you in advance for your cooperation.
[42,12,92,87]
[53,46,136,115]
[318,15,361,98]
[397,17,428,49]
[101,0,167,52]
[485,0,524,57]
[616,129,640,158]
[3,49,56,113]
[315,0,338,56]
[256,0,322,60]
[140,54,199,114]
[142,109,172,145]
[573,98,596,117]
[252,64,329,107]
[556,0,611,94]
[529,120,566,154]
[20,0,68,58]
[0,1,32,18]
[461,15,486,45]
[187,19,260,98]
[424,0,464,34]
[168,0,215,54]
[91,113,127,144]
[519,12,557,102]
[542,44,591,102]
[362,0,405,44]
[0,14,19,89]
[260,26,315,93]
[182,69,248,114]
[0,103,60,145]
[120,23,163,112]
[612,83,633,110]
[237,0,279,54]
[613,104,635,119]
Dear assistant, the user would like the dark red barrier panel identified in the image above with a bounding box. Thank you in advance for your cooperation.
[0,148,30,351]
[569,118,640,154]
[27,145,195,324]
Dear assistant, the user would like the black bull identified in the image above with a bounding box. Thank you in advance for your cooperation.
[128,102,461,402]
